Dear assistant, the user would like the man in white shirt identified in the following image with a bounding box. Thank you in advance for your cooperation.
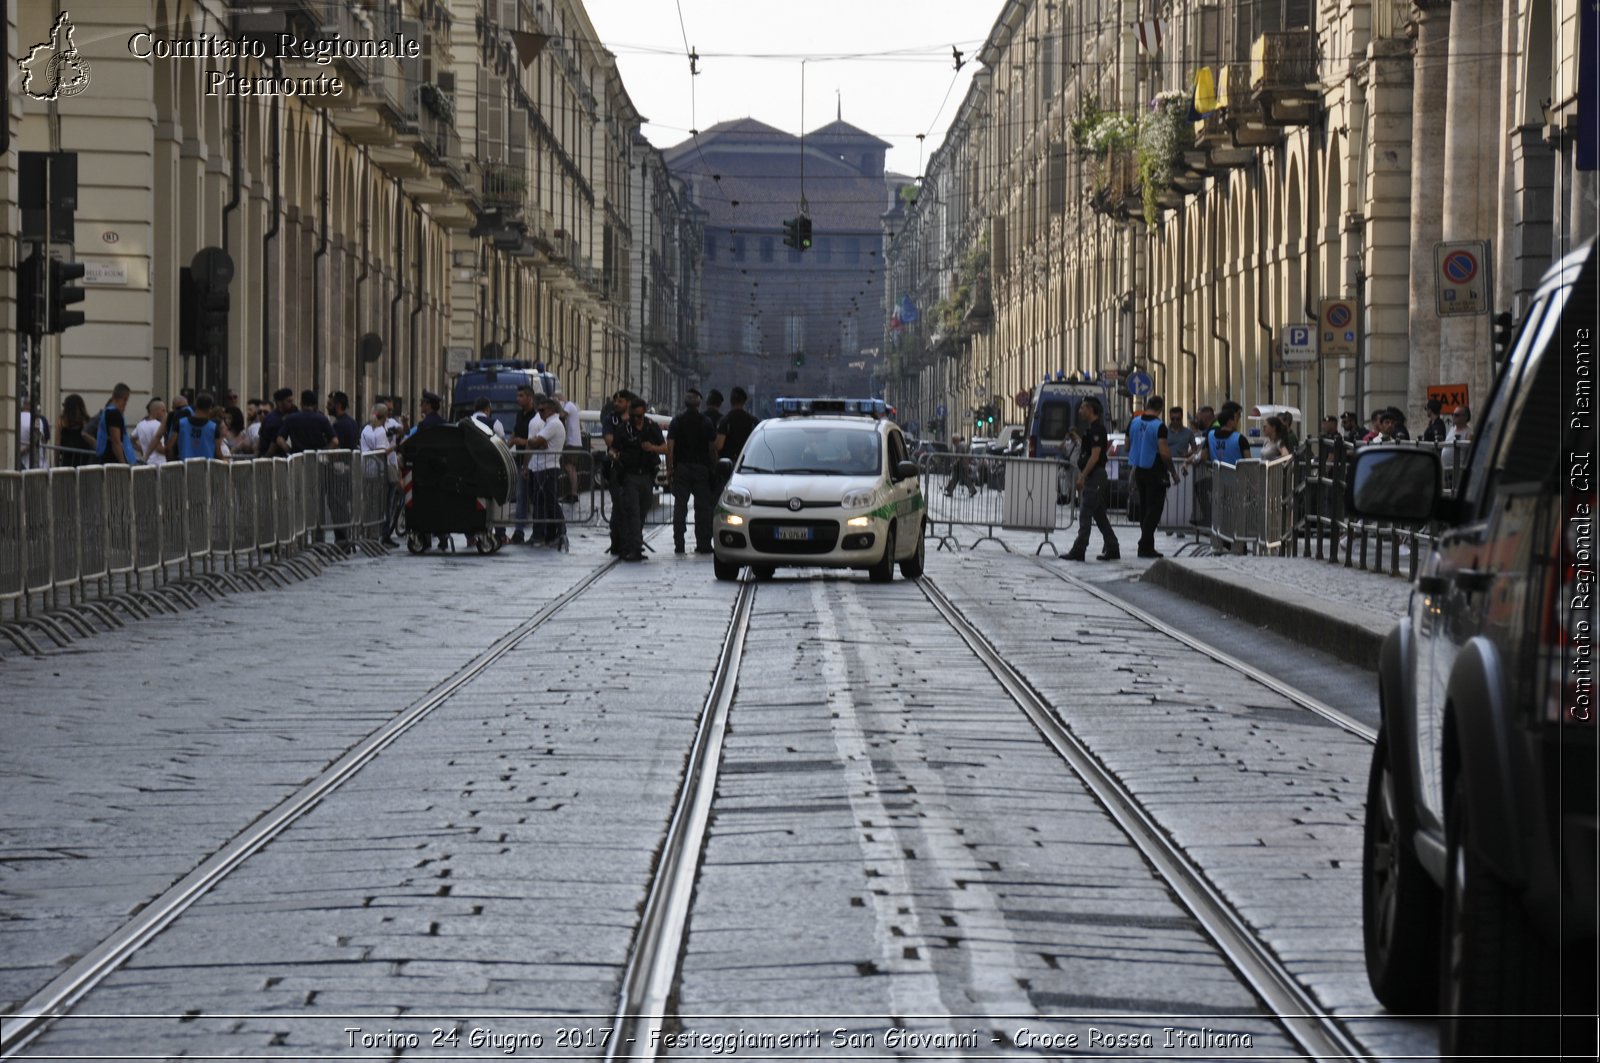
[359,402,400,546]
[133,398,168,465]
[554,389,583,504]
[529,394,567,546]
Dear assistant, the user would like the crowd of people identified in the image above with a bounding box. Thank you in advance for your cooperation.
[18,384,380,469]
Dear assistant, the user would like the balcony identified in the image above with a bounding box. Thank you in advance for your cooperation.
[1088,150,1142,222]
[415,88,465,184]
[328,57,411,144]
[1218,63,1282,148]
[1251,31,1321,125]
[479,163,527,215]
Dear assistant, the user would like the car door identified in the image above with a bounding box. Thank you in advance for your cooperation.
[887,428,917,553]
[1414,288,1566,827]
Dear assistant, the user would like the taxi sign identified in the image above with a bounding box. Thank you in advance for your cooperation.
[1319,298,1358,358]
[1434,240,1490,317]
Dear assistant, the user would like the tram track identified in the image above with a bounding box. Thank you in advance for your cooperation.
[919,571,1369,1061]
[0,548,633,1059]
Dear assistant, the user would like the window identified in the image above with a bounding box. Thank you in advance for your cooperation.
[732,237,746,262]
[760,237,774,262]
[705,233,718,261]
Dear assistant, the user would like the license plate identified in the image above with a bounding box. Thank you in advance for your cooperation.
[775,526,813,541]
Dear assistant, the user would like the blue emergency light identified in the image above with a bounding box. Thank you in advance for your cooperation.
[774,397,883,417]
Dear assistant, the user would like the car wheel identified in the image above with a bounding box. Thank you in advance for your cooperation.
[1438,772,1555,1058]
[868,524,896,583]
[899,523,925,579]
[713,557,741,582]
[1361,731,1440,1011]
[752,565,776,580]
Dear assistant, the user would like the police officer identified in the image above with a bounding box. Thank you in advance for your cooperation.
[1062,396,1119,561]
[667,388,718,554]
[610,397,666,562]
[1126,394,1180,558]
[601,390,633,555]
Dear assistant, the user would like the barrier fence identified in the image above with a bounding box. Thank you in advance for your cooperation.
[0,451,392,649]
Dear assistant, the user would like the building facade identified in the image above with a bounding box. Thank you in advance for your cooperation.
[885,0,1596,440]
[665,117,897,416]
[2,0,701,467]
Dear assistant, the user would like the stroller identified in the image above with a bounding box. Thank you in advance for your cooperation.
[399,418,516,554]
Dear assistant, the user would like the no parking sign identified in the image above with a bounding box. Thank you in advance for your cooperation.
[1434,240,1490,317]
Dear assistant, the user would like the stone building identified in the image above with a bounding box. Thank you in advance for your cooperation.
[665,117,897,416]
[885,0,1596,441]
[629,134,704,411]
[2,0,702,467]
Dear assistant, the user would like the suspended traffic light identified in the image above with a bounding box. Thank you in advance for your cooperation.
[783,217,800,249]
[47,257,86,334]
[797,215,813,250]
[792,352,805,367]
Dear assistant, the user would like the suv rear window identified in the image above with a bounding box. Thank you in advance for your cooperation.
[1037,404,1072,440]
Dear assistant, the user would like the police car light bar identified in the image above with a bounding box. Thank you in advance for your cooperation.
[774,397,886,417]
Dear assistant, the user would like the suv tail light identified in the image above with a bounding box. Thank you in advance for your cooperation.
[1541,500,1596,726]
[1028,437,1037,458]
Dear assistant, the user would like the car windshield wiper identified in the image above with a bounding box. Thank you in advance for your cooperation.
[739,465,776,474]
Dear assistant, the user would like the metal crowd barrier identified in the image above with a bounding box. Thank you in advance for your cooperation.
[492,448,604,542]
[0,451,390,653]
[914,452,1076,553]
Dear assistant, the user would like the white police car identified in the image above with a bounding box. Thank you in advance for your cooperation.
[713,398,926,582]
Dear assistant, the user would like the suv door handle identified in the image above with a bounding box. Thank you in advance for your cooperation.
[1455,568,1493,593]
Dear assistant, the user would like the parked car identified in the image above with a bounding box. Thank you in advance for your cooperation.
[1353,239,1596,1058]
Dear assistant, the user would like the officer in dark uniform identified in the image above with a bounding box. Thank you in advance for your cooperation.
[1063,395,1119,561]
[667,388,718,554]
[611,397,666,562]
[601,390,633,555]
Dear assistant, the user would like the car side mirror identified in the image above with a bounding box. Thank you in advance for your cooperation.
[894,460,919,482]
[717,457,733,475]
[1346,446,1441,522]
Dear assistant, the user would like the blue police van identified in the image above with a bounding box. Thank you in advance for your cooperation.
[448,360,561,436]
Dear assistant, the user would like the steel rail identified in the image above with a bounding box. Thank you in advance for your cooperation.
[608,577,757,1062]
[1034,559,1377,743]
[919,574,1370,1062]
[0,553,627,1059]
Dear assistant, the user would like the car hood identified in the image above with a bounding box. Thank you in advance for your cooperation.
[731,473,881,504]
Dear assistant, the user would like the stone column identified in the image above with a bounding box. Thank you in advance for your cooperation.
[1363,38,1417,418]
[1437,0,1504,407]
[1406,1,1450,410]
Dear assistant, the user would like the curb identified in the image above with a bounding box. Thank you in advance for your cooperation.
[1140,557,1389,671]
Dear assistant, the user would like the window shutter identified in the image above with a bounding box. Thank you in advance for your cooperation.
[1048,144,1066,216]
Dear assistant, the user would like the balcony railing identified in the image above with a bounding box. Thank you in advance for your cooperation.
[480,163,527,212]
[1251,30,1318,92]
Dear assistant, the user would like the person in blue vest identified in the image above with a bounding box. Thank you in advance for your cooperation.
[1127,394,1182,558]
[1206,401,1251,464]
[173,392,222,460]
[1062,395,1120,562]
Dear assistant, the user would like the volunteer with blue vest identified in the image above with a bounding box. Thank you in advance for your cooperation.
[1206,402,1251,465]
[173,392,223,460]
[1127,394,1182,558]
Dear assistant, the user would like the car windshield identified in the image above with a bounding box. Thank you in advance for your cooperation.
[740,426,881,476]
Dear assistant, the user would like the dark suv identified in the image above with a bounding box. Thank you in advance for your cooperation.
[1351,240,1596,1057]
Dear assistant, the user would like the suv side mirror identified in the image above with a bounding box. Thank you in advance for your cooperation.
[1346,446,1441,523]
[894,460,920,482]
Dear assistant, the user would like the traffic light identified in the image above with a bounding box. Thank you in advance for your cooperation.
[47,257,86,334]
[1491,310,1514,363]
[793,352,805,367]
[16,248,41,334]
[783,214,813,251]
[190,246,234,357]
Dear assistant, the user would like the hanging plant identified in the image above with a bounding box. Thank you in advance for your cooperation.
[1136,90,1193,229]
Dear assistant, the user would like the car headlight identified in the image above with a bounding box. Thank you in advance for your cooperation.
[723,486,751,507]
[840,488,876,509]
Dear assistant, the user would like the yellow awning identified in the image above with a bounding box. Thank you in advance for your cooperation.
[1193,67,1219,115]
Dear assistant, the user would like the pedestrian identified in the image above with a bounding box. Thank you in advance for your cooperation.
[328,391,361,449]
[714,385,759,493]
[1165,404,1196,462]
[554,389,583,504]
[703,388,725,431]
[1062,396,1119,561]
[54,394,96,467]
[601,390,633,555]
[507,385,539,544]
[1126,394,1180,558]
[20,396,49,469]
[528,393,567,547]
[1206,401,1251,463]
[1421,398,1448,442]
[471,396,508,441]
[1445,404,1472,444]
[95,383,137,464]
[282,390,335,453]
[943,434,977,497]
[173,392,222,460]
[244,399,266,454]
[1259,415,1287,460]
[361,402,399,547]
[1372,408,1402,444]
[1387,406,1411,440]
[258,388,296,457]
[1278,411,1299,453]
[610,397,667,562]
[667,388,717,555]
[134,397,168,465]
